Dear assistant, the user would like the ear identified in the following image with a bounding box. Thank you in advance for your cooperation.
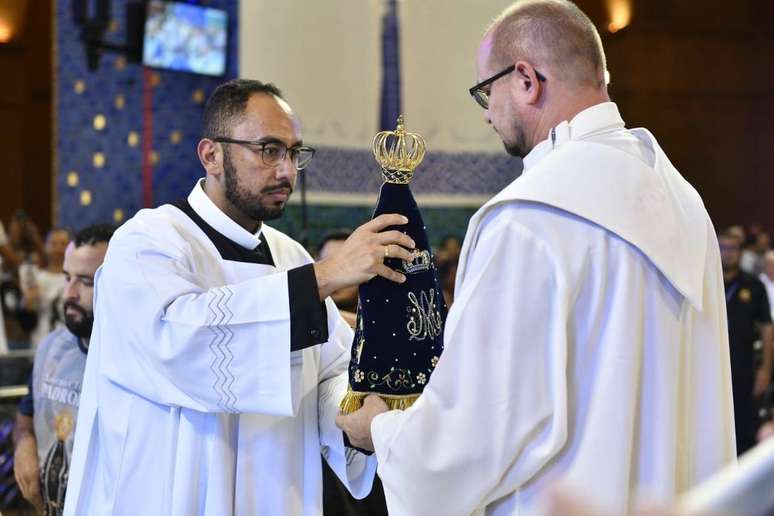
[197,138,222,178]
[513,60,543,106]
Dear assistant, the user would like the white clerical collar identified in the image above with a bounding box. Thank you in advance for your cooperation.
[187,179,263,249]
[522,102,625,171]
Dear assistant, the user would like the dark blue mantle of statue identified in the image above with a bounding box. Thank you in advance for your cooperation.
[340,181,447,412]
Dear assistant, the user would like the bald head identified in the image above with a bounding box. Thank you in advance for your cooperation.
[487,0,607,89]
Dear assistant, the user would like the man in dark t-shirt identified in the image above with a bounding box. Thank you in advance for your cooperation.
[719,231,774,455]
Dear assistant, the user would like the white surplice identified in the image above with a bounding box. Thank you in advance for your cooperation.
[371,103,736,516]
[64,181,375,516]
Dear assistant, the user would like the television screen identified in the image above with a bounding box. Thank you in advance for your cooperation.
[142,1,228,76]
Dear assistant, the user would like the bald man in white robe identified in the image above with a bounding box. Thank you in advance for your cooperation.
[337,2,736,515]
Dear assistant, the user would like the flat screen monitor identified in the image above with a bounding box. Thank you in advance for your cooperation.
[142,0,228,76]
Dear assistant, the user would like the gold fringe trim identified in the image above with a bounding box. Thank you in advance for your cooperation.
[339,388,419,414]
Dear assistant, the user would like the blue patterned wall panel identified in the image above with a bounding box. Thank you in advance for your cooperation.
[304,146,520,196]
[56,0,239,230]
[284,147,520,245]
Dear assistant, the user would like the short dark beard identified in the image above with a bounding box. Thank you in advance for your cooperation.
[504,141,526,158]
[503,126,529,158]
[63,301,93,339]
[223,147,292,222]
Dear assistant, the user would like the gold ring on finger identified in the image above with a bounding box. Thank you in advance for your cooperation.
[384,245,390,258]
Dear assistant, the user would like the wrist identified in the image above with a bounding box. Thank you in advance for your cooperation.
[313,261,337,301]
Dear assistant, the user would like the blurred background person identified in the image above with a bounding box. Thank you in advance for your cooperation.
[13,224,113,515]
[741,229,771,276]
[0,211,46,351]
[727,225,746,247]
[761,250,774,321]
[18,228,70,349]
[719,229,774,455]
[434,235,461,306]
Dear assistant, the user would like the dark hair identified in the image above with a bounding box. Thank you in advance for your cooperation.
[318,229,353,252]
[74,224,115,248]
[201,79,284,139]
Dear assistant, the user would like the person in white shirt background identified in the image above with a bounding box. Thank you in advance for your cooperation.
[741,231,771,276]
[18,228,70,348]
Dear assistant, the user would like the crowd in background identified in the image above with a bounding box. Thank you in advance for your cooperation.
[0,212,70,354]
[720,225,774,451]
[1,213,772,413]
[1,209,773,515]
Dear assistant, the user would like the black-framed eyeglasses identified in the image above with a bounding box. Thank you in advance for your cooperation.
[468,64,547,109]
[212,137,316,170]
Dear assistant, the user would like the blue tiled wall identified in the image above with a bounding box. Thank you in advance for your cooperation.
[56,0,239,229]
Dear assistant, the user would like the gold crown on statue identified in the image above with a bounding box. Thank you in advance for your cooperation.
[372,115,426,184]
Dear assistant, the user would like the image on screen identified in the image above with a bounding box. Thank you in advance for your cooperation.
[142,1,228,76]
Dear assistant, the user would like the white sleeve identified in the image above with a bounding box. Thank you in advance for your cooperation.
[93,224,307,416]
[371,216,570,515]
[317,299,377,499]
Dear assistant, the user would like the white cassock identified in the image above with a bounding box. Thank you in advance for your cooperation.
[371,103,736,515]
[64,180,375,516]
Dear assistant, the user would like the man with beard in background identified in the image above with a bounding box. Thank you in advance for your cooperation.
[13,224,114,515]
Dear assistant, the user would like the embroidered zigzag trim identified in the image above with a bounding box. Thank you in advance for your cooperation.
[207,286,238,412]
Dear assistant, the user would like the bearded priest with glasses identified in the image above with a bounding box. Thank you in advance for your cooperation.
[64,79,416,516]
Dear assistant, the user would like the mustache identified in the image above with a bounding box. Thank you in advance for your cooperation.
[63,301,88,318]
[261,180,293,195]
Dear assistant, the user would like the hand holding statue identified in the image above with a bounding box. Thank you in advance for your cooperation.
[314,214,415,300]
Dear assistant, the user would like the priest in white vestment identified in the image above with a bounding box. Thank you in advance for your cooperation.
[64,80,416,516]
[337,2,736,515]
